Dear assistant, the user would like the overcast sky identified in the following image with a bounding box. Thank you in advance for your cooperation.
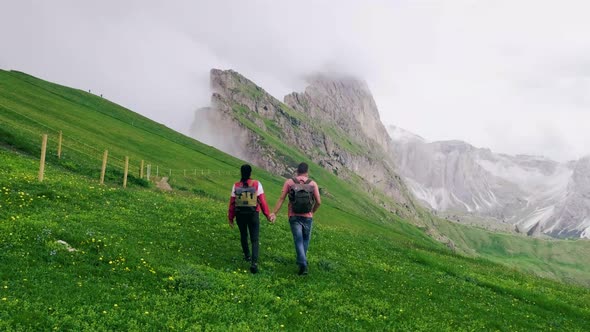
[2,0,590,161]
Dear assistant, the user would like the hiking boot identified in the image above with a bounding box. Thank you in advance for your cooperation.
[250,263,258,274]
[298,265,308,276]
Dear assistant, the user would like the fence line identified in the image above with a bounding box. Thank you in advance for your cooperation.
[6,118,133,167]
[1,120,239,188]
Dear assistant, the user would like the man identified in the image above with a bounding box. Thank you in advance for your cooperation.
[271,162,321,275]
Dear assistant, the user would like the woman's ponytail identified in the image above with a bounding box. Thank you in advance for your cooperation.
[240,164,252,187]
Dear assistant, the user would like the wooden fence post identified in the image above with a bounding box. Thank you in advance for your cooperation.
[147,164,151,181]
[140,160,144,178]
[57,131,62,159]
[123,156,129,188]
[100,150,108,185]
[38,134,48,182]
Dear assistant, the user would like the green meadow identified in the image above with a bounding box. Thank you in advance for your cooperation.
[431,218,590,287]
[1,70,590,330]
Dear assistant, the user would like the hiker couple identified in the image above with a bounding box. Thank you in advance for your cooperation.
[227,162,321,275]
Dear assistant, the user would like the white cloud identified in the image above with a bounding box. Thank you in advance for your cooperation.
[1,0,589,161]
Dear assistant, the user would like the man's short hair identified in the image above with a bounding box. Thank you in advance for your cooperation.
[296,162,309,175]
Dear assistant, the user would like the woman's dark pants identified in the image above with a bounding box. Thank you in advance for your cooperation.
[236,212,260,263]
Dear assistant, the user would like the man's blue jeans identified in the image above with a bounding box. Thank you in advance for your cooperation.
[289,216,313,267]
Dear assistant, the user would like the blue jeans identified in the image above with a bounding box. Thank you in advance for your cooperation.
[289,216,313,267]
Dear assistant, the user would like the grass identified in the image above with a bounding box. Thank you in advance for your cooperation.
[430,218,590,286]
[1,69,590,330]
[1,148,589,331]
[237,84,264,101]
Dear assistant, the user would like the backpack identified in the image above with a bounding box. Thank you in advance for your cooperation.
[289,178,315,214]
[235,182,258,215]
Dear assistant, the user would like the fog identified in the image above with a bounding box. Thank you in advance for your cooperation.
[2,0,590,161]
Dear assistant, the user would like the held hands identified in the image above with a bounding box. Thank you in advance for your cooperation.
[228,219,234,228]
[269,213,276,223]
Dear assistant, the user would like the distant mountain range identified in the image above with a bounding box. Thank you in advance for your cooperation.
[388,125,590,239]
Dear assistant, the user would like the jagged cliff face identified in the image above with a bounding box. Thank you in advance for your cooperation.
[284,75,392,152]
[190,69,415,213]
[191,69,299,175]
[389,125,590,239]
[547,157,590,238]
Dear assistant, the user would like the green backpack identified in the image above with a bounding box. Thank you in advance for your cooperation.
[235,182,258,215]
[289,178,315,214]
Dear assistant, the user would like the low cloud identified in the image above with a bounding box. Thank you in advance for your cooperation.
[1,0,589,161]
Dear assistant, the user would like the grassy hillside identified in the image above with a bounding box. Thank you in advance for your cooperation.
[430,218,590,287]
[0,70,404,228]
[1,70,590,330]
[3,145,590,331]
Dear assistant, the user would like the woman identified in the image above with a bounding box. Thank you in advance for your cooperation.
[228,164,274,273]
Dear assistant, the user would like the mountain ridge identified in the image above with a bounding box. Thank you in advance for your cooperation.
[387,125,590,239]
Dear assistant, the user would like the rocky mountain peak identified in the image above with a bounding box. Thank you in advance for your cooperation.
[285,74,392,151]
[210,69,249,92]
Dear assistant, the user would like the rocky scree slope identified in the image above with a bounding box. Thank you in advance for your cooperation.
[191,69,416,216]
[388,125,590,239]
